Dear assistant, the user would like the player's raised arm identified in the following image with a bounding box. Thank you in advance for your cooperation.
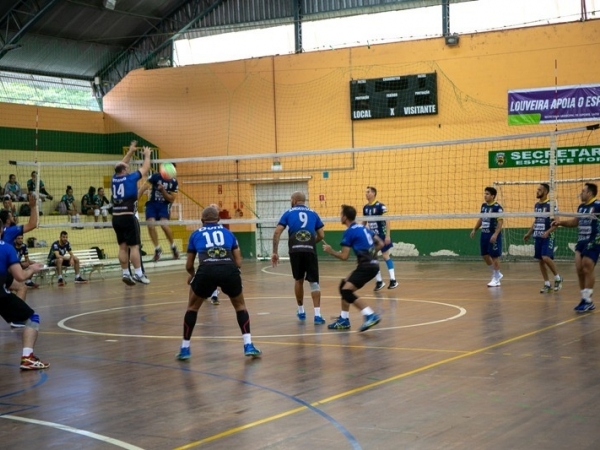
[122,140,137,164]
[138,146,152,178]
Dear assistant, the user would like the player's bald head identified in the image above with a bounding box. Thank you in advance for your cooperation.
[202,206,220,223]
[291,191,306,203]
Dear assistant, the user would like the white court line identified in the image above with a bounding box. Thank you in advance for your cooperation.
[57,298,466,339]
[0,415,145,450]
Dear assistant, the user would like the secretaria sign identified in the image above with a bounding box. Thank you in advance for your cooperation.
[489,146,600,168]
[508,84,600,125]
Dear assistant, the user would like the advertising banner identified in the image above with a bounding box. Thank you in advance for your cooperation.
[489,146,600,169]
[508,84,600,125]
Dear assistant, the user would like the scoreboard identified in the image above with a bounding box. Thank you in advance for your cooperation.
[350,72,438,120]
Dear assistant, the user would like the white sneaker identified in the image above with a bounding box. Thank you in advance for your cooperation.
[487,277,501,287]
[497,273,504,281]
[132,274,150,285]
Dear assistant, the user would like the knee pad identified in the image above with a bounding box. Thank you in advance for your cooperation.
[94,208,100,217]
[309,282,320,292]
[25,313,40,331]
[341,289,357,303]
[338,278,346,294]
[101,209,108,217]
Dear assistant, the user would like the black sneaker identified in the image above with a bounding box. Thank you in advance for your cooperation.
[374,281,386,291]
[172,246,180,260]
[152,248,162,262]
[388,280,399,289]
[210,296,220,305]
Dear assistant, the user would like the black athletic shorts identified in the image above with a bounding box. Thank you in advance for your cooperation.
[289,252,319,283]
[112,214,141,246]
[347,264,379,289]
[49,258,72,267]
[0,292,35,324]
[190,264,243,299]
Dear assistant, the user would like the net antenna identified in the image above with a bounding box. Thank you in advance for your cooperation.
[549,130,557,215]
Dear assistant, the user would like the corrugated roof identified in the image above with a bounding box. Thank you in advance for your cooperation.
[0,0,469,92]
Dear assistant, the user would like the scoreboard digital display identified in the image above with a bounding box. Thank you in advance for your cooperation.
[350,72,438,120]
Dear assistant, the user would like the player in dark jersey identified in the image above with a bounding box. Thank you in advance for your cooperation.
[551,183,600,313]
[111,141,152,286]
[176,206,261,360]
[0,219,49,369]
[272,191,325,324]
[139,169,180,261]
[47,231,87,286]
[94,187,111,224]
[322,204,383,332]
[14,233,39,289]
[523,183,563,293]
[470,187,504,287]
[363,186,398,291]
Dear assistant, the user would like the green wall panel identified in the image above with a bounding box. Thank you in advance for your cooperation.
[0,127,155,154]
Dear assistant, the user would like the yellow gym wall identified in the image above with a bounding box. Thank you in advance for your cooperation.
[101,20,600,229]
[1,21,598,233]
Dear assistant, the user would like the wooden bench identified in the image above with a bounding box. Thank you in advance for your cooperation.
[28,249,105,284]
[28,252,52,284]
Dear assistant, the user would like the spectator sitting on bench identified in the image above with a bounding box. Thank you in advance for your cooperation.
[95,187,111,223]
[14,233,39,289]
[27,171,53,201]
[48,231,87,286]
[4,174,28,202]
[1,194,18,224]
[58,186,82,226]
[81,186,98,219]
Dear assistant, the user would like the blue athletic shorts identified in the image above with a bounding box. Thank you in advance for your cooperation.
[480,233,502,258]
[576,241,600,265]
[145,201,171,220]
[534,237,554,260]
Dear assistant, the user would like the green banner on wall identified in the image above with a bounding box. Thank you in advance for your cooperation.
[489,145,600,168]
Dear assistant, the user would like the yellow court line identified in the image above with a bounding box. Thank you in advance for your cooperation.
[252,339,469,354]
[173,313,591,450]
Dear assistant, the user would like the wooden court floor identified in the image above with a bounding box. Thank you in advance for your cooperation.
[1,259,599,450]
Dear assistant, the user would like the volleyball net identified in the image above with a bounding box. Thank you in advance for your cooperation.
[8,124,598,261]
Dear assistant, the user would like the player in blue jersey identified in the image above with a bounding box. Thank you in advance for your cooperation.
[0,219,49,369]
[523,183,563,293]
[322,204,383,332]
[551,183,600,313]
[176,206,261,360]
[363,186,398,291]
[111,141,152,286]
[1,194,39,326]
[139,168,180,261]
[271,191,326,324]
[0,194,38,246]
[470,187,504,287]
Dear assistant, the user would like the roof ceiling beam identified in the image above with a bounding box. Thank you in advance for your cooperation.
[94,0,226,98]
[0,0,60,60]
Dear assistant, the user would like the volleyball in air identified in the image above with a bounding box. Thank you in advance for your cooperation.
[159,162,177,180]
